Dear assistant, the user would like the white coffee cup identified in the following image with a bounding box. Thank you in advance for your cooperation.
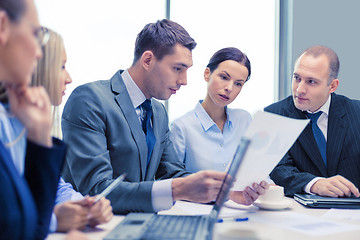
[257,185,284,203]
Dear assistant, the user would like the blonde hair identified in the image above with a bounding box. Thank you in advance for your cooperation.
[31,28,65,138]
[31,28,64,105]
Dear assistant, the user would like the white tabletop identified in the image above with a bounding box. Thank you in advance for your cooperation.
[47,198,360,240]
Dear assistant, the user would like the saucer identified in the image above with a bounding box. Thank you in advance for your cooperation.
[253,198,292,210]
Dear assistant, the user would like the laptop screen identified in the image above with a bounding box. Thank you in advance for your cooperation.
[210,137,251,218]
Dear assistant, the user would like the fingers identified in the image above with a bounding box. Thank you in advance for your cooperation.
[54,202,89,232]
[312,175,360,197]
[88,198,113,225]
[199,170,227,181]
[260,181,270,190]
[8,85,50,109]
[22,86,45,108]
[338,177,360,197]
[252,181,268,195]
[245,186,259,201]
[325,176,354,197]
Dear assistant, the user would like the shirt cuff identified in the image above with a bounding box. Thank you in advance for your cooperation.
[49,212,57,233]
[152,179,174,212]
[304,177,324,194]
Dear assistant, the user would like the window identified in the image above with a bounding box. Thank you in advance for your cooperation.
[169,0,277,122]
[35,0,276,122]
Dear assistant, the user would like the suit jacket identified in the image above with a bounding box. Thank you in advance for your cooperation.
[62,70,190,214]
[0,139,65,240]
[265,93,360,196]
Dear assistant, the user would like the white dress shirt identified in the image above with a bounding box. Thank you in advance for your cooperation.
[304,94,331,193]
[170,101,251,173]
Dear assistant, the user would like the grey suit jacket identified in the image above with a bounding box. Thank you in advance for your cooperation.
[62,70,190,214]
[265,93,360,196]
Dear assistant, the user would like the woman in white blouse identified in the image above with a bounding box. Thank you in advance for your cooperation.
[171,47,252,173]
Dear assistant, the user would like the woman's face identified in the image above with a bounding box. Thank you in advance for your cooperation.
[1,0,42,88]
[204,60,249,108]
[57,47,72,105]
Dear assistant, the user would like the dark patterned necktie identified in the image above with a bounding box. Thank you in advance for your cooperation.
[307,111,327,165]
[141,100,155,166]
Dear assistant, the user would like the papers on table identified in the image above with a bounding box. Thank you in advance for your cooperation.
[322,209,360,222]
[159,201,252,218]
[250,211,360,236]
[232,111,309,191]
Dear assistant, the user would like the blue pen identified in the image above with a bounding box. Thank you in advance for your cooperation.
[217,217,249,223]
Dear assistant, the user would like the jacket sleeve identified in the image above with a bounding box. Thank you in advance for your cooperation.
[62,84,158,214]
[269,152,317,196]
[24,138,66,239]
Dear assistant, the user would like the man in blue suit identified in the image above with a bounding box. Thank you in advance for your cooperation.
[265,45,360,198]
[62,19,268,214]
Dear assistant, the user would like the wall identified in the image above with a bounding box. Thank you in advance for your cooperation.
[281,0,360,100]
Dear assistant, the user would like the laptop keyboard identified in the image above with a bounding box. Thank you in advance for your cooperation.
[140,215,205,240]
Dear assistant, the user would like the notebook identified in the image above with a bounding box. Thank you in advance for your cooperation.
[294,193,360,209]
[104,137,251,240]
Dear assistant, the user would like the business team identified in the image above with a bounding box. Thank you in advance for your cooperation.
[61,19,268,214]
[1,0,359,238]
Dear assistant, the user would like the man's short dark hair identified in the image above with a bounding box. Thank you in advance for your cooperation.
[133,19,197,65]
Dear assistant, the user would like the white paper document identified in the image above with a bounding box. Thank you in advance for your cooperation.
[232,111,309,191]
[322,209,360,222]
[159,201,251,218]
[250,211,360,236]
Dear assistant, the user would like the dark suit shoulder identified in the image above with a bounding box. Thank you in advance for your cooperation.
[264,95,294,116]
[333,93,360,109]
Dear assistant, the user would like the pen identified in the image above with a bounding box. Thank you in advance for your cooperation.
[217,217,249,223]
[94,173,127,203]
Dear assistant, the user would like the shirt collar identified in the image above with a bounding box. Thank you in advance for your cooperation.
[225,106,233,128]
[194,100,232,131]
[121,69,146,109]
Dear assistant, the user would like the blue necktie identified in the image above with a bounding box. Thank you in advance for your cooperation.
[307,111,327,166]
[141,100,156,166]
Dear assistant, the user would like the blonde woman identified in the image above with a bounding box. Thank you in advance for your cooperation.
[31,28,113,233]
[32,27,71,138]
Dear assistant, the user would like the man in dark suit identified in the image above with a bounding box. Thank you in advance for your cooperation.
[265,45,360,198]
[62,19,268,214]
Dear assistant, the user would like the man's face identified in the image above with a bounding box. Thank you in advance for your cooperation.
[144,43,193,100]
[292,54,338,112]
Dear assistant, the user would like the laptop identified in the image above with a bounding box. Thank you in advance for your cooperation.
[294,193,360,209]
[104,137,251,240]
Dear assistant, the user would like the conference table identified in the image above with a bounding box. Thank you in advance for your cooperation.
[47,198,360,240]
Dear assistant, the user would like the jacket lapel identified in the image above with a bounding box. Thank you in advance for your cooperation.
[288,100,328,176]
[0,141,36,236]
[326,93,346,176]
[111,71,148,180]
